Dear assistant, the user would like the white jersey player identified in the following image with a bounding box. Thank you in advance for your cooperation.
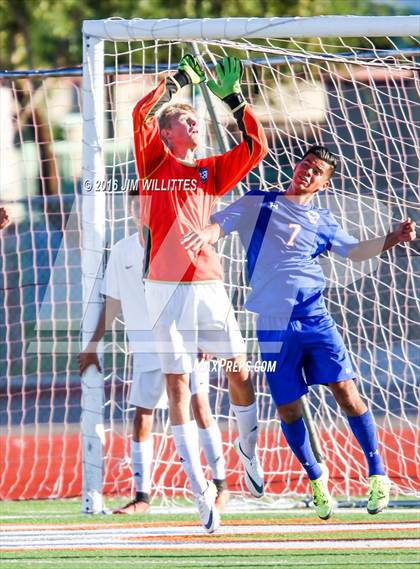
[78,228,230,514]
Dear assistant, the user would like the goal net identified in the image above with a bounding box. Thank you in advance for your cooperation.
[1,16,418,510]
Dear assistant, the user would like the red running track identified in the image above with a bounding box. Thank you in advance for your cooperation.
[1,429,419,500]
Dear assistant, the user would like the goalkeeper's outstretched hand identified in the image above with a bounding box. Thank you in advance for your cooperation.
[207,56,243,100]
[178,54,206,85]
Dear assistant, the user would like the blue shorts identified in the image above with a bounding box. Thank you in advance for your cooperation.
[257,313,355,406]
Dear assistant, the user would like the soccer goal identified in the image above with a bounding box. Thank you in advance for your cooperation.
[79,15,419,513]
[1,16,418,512]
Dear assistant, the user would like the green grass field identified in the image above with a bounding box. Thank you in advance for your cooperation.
[1,499,419,569]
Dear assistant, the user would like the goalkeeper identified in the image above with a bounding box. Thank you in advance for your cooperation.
[132,54,267,533]
[77,196,230,515]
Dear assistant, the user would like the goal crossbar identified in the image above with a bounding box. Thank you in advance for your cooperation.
[82,16,420,41]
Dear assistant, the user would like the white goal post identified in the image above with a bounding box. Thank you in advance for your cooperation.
[81,16,419,513]
[83,16,419,40]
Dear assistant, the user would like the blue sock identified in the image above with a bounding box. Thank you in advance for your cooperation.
[281,417,322,481]
[347,410,385,476]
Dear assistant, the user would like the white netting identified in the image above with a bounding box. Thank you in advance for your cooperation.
[0,76,83,500]
[1,28,419,504]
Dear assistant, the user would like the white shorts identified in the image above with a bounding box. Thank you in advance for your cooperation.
[129,360,211,410]
[144,281,245,374]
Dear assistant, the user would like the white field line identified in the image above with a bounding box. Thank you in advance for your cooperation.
[1,540,420,551]
[0,561,292,566]
[1,522,419,551]
[1,522,419,533]
[1,508,420,519]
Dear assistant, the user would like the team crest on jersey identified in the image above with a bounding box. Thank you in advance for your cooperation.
[199,167,208,183]
[306,210,320,224]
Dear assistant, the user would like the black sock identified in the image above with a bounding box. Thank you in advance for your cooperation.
[213,479,227,493]
[135,491,151,504]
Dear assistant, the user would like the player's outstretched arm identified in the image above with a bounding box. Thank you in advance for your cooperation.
[0,207,10,230]
[77,296,121,375]
[348,218,416,262]
[134,54,205,123]
[207,56,245,112]
[134,54,204,110]
[171,54,206,89]
[206,57,268,194]
[181,223,224,253]
[133,54,205,178]
[158,54,205,109]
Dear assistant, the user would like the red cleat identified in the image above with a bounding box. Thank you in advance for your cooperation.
[113,499,151,515]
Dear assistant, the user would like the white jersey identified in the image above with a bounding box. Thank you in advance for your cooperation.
[101,233,160,373]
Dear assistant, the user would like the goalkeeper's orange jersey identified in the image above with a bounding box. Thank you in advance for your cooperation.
[133,78,268,283]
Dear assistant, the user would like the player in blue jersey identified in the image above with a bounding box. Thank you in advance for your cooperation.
[181,145,416,519]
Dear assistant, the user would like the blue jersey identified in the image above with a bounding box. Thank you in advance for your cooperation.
[211,189,359,318]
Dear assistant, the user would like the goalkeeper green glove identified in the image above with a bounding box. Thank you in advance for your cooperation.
[207,56,243,100]
[173,54,206,88]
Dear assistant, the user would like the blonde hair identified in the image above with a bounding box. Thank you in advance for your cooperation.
[157,103,197,133]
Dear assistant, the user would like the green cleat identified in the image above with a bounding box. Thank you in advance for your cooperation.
[367,475,391,515]
[310,464,334,520]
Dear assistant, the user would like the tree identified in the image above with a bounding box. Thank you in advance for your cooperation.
[0,0,409,198]
[0,0,406,70]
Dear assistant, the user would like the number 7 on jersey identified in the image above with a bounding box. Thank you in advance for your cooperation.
[287,223,302,246]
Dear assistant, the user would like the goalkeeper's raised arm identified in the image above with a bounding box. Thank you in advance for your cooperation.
[207,57,268,195]
[132,54,267,183]
[132,54,206,179]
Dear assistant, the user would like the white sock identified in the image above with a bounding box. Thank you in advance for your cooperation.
[198,422,226,481]
[131,438,153,494]
[231,401,258,458]
[172,421,208,495]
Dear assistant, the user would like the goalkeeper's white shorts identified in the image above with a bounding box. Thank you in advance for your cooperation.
[129,359,211,410]
[144,281,246,374]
